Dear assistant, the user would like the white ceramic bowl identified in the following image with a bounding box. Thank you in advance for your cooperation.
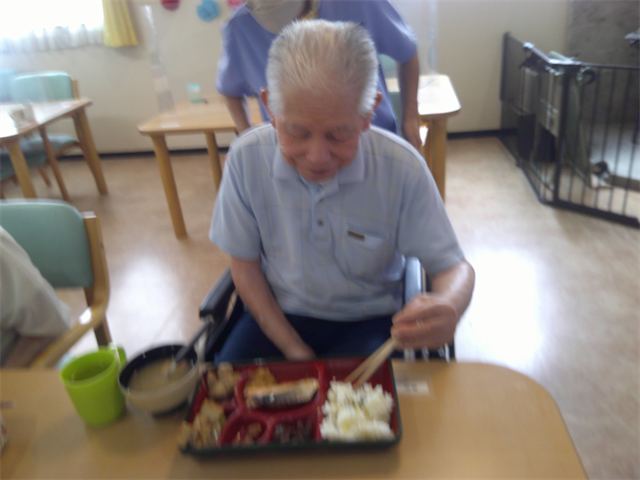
[118,344,200,415]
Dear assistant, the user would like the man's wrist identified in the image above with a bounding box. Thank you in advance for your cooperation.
[282,339,314,359]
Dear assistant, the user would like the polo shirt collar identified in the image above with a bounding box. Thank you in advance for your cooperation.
[336,144,365,184]
[272,148,299,180]
[271,140,365,184]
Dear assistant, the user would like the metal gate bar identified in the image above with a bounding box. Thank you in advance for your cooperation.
[500,33,640,228]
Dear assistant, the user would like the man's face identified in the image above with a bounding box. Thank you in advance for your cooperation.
[262,89,379,182]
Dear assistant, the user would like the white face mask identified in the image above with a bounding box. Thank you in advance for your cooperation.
[245,0,307,34]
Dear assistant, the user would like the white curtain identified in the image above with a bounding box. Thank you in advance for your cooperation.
[0,1,104,53]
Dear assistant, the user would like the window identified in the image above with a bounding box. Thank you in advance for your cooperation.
[0,1,104,53]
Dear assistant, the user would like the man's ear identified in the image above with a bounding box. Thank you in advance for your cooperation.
[361,92,383,131]
[260,88,276,128]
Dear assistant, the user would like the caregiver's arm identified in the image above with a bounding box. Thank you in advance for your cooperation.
[3,335,57,367]
[397,52,421,151]
[223,95,253,134]
[230,256,315,360]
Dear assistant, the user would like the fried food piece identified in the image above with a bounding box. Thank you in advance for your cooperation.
[232,422,264,446]
[245,367,276,389]
[207,362,241,400]
[245,378,319,409]
[178,399,226,449]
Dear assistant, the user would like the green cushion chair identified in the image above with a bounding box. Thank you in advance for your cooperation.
[4,72,84,200]
[0,199,112,367]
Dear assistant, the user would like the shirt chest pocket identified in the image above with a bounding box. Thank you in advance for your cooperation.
[338,225,394,280]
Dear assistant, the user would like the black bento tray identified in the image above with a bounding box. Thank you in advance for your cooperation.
[180,357,402,456]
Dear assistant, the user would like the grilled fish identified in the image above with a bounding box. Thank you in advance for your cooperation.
[245,378,319,409]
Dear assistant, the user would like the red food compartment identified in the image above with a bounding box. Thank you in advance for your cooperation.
[220,413,269,446]
[268,413,320,443]
[181,358,401,456]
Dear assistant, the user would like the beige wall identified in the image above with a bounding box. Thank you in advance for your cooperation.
[3,0,568,153]
[438,0,568,132]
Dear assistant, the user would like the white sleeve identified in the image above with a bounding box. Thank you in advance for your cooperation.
[0,228,72,337]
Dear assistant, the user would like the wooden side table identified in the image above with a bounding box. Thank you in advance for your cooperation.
[138,96,262,238]
[388,74,461,201]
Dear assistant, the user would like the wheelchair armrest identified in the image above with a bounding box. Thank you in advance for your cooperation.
[199,268,235,321]
[402,257,454,360]
[403,256,423,304]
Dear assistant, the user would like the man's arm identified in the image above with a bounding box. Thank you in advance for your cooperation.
[230,256,315,360]
[223,95,253,134]
[391,259,475,350]
[397,52,421,151]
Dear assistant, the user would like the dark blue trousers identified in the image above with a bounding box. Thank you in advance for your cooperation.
[216,311,395,363]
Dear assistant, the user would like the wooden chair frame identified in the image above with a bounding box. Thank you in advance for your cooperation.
[30,211,112,368]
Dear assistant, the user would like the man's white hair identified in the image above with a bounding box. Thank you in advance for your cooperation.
[266,20,379,117]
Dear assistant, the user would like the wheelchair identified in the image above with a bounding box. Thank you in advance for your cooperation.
[198,257,454,363]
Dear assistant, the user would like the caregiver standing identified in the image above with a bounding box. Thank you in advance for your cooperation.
[216,0,422,150]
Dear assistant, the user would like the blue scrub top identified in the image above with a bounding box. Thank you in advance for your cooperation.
[216,0,417,134]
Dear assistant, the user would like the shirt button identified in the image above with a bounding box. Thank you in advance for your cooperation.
[317,220,324,227]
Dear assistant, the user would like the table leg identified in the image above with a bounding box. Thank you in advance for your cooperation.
[73,108,108,194]
[5,139,37,198]
[429,119,448,202]
[150,134,187,238]
[72,114,96,178]
[39,127,70,202]
[204,132,222,191]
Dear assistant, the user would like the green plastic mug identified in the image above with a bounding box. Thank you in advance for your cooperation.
[60,345,127,427]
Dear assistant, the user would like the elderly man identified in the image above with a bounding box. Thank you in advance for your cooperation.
[216,0,421,150]
[210,20,474,362]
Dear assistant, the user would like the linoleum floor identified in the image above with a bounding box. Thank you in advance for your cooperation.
[2,136,638,479]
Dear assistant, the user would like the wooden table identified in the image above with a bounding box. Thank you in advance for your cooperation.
[388,75,461,201]
[138,96,262,238]
[0,361,586,479]
[0,99,108,198]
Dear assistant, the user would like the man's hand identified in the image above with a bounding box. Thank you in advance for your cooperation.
[391,293,458,350]
[231,256,314,360]
[283,342,316,361]
[391,260,475,351]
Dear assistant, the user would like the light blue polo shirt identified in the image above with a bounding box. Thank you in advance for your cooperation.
[210,125,464,321]
[215,0,416,134]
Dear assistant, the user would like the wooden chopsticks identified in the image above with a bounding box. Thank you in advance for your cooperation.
[344,337,399,388]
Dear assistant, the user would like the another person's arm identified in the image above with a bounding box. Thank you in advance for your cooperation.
[230,256,315,360]
[3,336,59,367]
[391,259,475,350]
[223,95,253,133]
[397,52,421,151]
[1,227,73,367]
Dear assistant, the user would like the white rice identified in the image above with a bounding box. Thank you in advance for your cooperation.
[320,381,394,441]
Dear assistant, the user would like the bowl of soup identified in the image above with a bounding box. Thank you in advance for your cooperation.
[119,344,200,415]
